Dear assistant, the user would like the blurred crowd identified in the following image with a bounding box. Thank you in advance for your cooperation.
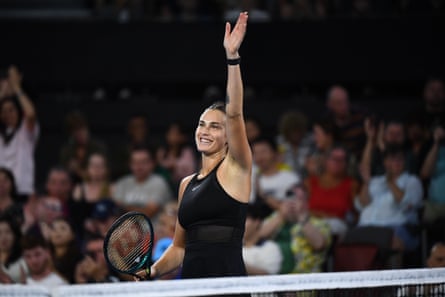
[90,0,445,22]
[1,64,445,288]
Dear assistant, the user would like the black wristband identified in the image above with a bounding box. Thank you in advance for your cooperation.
[227,57,241,65]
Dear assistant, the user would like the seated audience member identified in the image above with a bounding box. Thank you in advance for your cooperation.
[22,234,67,287]
[404,113,431,175]
[276,110,314,177]
[245,116,264,145]
[74,234,120,283]
[84,198,123,238]
[324,85,367,160]
[70,152,113,239]
[113,145,173,219]
[0,65,39,203]
[361,118,416,176]
[355,145,423,253]
[23,195,64,241]
[305,146,359,237]
[421,126,445,225]
[156,121,197,193]
[427,242,445,268]
[152,201,180,280]
[250,136,300,214]
[417,78,445,131]
[59,110,107,183]
[43,166,74,218]
[398,242,445,296]
[0,215,27,283]
[242,204,282,275]
[49,217,83,284]
[306,117,357,178]
[0,167,24,228]
[259,184,331,274]
[112,112,158,180]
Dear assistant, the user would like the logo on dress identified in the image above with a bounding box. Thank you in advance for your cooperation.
[191,185,201,192]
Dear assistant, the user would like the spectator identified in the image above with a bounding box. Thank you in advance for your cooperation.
[242,204,282,275]
[325,85,367,160]
[250,136,300,214]
[84,198,123,238]
[113,145,173,219]
[427,242,445,268]
[59,110,107,183]
[419,78,445,131]
[305,145,359,238]
[398,241,445,296]
[404,113,431,175]
[21,234,67,288]
[0,65,39,203]
[259,184,331,273]
[44,166,74,218]
[112,112,156,180]
[151,201,180,280]
[244,115,264,145]
[70,153,113,238]
[23,196,64,241]
[420,126,445,232]
[49,217,82,284]
[306,117,357,177]
[276,110,314,177]
[0,167,24,228]
[361,119,415,177]
[74,234,120,283]
[156,121,197,193]
[0,215,27,284]
[355,145,423,253]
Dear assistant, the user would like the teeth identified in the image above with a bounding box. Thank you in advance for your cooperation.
[200,138,211,143]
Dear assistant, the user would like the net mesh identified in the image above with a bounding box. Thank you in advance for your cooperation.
[105,214,153,272]
[2,268,444,297]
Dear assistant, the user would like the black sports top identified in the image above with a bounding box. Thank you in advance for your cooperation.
[178,161,247,234]
[178,160,248,280]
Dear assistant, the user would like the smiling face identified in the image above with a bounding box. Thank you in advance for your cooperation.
[195,109,227,155]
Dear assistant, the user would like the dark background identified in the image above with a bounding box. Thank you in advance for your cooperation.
[1,3,444,188]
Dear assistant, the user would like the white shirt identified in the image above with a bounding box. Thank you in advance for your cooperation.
[113,174,173,207]
[0,120,39,195]
[26,272,67,288]
[251,169,300,203]
[1,258,28,283]
[355,172,423,226]
[242,240,282,274]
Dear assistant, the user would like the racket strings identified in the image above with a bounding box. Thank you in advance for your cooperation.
[106,215,153,272]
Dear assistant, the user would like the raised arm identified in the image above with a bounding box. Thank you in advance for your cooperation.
[8,66,37,131]
[224,12,252,171]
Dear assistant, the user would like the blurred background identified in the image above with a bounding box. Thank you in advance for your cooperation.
[1,0,444,186]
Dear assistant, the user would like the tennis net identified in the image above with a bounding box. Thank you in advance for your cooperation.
[2,268,445,297]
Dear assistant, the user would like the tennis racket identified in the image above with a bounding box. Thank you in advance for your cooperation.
[103,211,154,280]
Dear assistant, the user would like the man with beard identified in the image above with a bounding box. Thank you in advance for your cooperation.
[22,234,67,287]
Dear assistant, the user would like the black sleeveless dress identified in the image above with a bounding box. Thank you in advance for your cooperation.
[178,161,248,280]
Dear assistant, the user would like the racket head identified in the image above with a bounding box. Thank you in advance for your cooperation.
[103,211,154,278]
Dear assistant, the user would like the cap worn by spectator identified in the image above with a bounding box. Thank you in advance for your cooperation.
[91,199,120,221]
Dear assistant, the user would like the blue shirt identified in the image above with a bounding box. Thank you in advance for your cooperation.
[355,172,423,226]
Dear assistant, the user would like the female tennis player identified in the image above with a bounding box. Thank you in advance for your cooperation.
[137,11,251,281]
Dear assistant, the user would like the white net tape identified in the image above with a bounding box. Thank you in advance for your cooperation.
[2,268,445,297]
